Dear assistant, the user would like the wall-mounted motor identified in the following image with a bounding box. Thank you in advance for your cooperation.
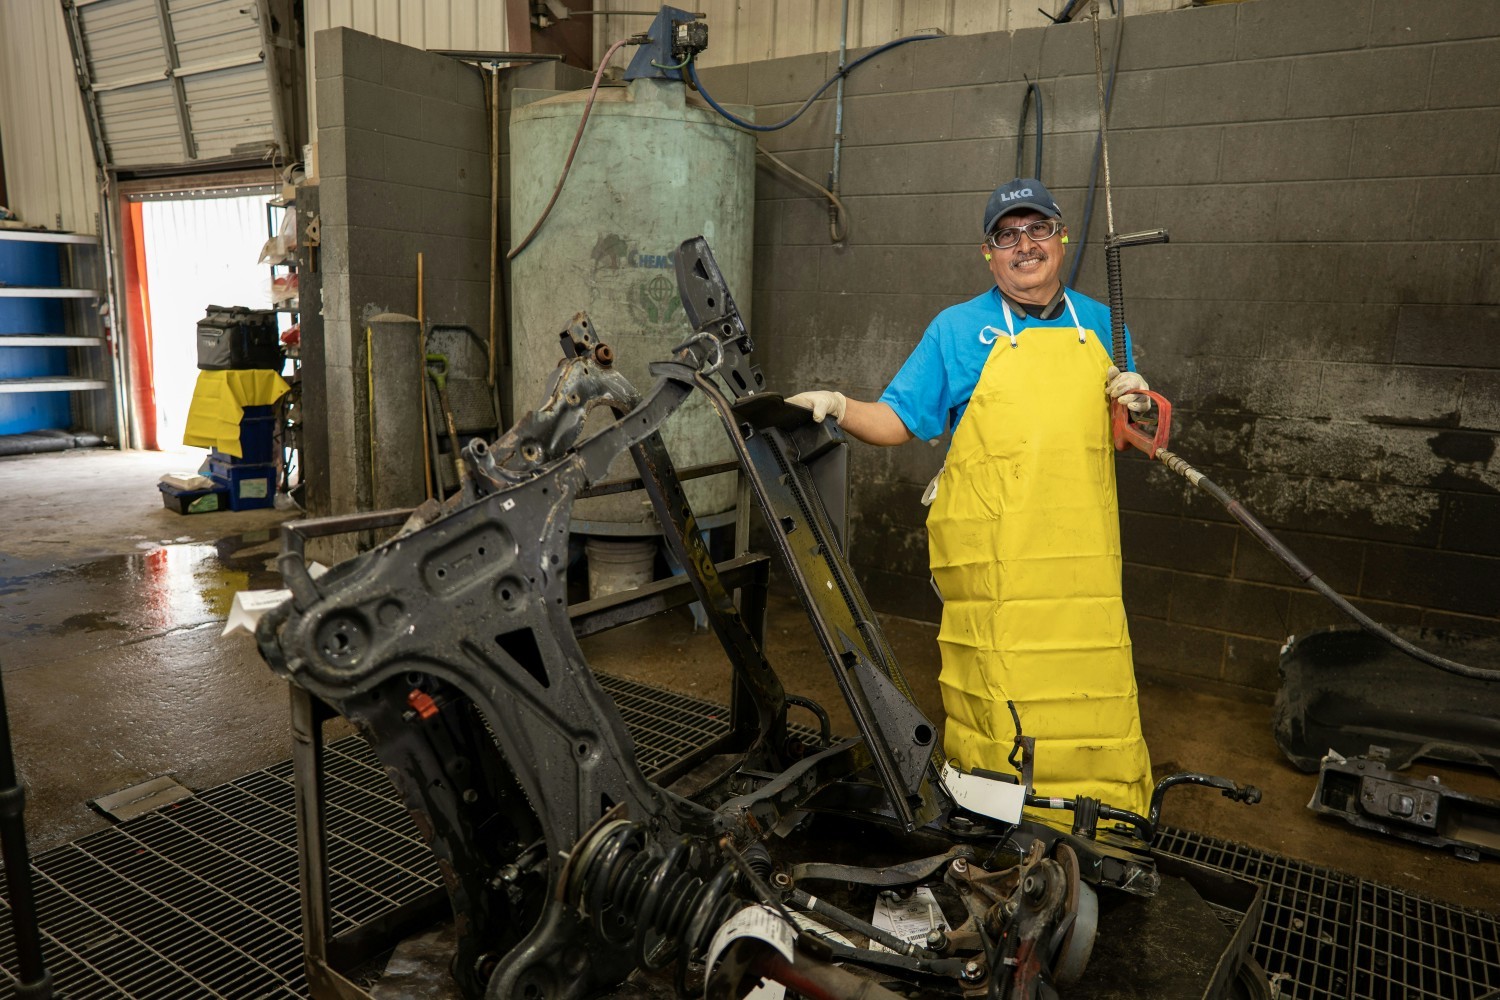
[625,6,708,80]
[673,18,708,62]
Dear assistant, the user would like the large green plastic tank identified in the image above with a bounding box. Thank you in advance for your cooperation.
[509,77,755,533]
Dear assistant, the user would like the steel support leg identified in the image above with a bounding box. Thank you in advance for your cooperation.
[0,667,51,999]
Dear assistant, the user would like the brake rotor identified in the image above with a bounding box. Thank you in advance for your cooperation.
[1049,842,1099,986]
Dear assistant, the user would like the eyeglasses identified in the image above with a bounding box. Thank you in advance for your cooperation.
[986,218,1062,250]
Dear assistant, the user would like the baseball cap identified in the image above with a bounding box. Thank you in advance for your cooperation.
[982,178,1062,235]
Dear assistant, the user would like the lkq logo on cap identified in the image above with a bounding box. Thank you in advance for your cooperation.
[1000,187,1034,203]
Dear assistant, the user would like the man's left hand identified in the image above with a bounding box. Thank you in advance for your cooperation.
[1105,366,1151,413]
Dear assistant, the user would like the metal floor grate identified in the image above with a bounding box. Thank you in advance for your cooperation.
[0,732,451,1000]
[1354,883,1500,1000]
[596,674,732,774]
[1,677,1495,999]
[1153,826,1500,1000]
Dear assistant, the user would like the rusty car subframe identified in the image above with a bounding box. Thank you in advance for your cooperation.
[258,238,1270,1000]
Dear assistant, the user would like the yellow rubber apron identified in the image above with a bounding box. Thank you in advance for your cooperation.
[928,295,1152,820]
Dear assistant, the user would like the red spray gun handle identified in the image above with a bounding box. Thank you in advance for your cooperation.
[1111,389,1173,459]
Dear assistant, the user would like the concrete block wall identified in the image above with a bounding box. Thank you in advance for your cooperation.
[696,0,1500,695]
[311,27,492,518]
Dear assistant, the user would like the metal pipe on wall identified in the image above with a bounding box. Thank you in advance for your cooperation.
[488,64,501,390]
[417,252,432,501]
[99,175,133,449]
[828,0,850,243]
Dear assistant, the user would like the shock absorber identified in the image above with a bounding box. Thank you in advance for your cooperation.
[568,820,745,974]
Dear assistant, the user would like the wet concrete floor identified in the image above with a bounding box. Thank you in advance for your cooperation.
[1,536,304,849]
[1,449,305,851]
[3,449,1497,917]
[584,600,1500,914]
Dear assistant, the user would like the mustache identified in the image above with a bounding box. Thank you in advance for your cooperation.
[1010,250,1048,266]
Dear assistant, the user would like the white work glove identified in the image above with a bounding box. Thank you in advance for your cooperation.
[786,390,848,424]
[1105,366,1151,413]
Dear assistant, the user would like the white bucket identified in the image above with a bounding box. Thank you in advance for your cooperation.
[584,538,657,600]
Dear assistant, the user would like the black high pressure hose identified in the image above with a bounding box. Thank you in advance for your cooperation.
[1150,450,1500,681]
[1067,0,1125,289]
[1016,81,1043,180]
[1079,1,1497,682]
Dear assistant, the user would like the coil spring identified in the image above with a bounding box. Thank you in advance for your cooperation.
[572,821,743,975]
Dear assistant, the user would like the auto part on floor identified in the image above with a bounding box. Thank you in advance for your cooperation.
[257,238,1264,1000]
[1273,626,1500,777]
[1309,751,1500,862]
[0,428,106,456]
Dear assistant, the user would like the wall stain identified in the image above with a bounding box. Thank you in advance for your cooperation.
[1427,431,1496,466]
[1365,411,1461,429]
[1429,469,1500,496]
[1198,392,1247,413]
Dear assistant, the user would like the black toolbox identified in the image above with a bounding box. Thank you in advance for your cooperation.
[197,305,282,371]
[158,481,230,514]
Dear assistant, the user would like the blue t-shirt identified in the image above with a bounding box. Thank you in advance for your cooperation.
[878,286,1135,441]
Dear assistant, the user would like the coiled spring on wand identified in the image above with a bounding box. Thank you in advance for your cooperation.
[570,821,745,977]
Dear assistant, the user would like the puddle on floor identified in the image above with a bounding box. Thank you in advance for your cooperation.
[0,531,284,662]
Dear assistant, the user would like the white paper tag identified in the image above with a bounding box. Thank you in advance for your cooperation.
[705,910,850,1000]
[221,563,327,636]
[940,762,1026,824]
[791,913,852,950]
[222,589,290,636]
[705,905,796,998]
[869,886,949,954]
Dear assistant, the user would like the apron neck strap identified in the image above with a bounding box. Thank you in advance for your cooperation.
[1001,290,1087,346]
[1062,292,1086,344]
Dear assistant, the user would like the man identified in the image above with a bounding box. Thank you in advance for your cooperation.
[788,178,1155,818]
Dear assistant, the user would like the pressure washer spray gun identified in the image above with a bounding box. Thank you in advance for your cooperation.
[1082,0,1488,682]
[1104,228,1171,459]
[1078,2,1173,458]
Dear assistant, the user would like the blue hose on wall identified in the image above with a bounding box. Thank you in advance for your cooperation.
[686,33,942,133]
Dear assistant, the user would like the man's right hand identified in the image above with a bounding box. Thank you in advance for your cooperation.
[1105,366,1151,413]
[787,393,912,446]
[786,390,848,424]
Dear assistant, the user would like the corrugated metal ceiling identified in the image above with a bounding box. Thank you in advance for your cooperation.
[66,0,285,171]
[589,0,1176,68]
[0,0,1181,236]
[302,0,516,135]
[0,2,99,232]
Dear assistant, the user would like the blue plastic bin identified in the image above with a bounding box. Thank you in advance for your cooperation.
[238,404,277,464]
[211,404,276,466]
[208,457,277,511]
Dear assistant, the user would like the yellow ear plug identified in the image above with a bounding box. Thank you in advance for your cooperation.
[1061,235,1070,244]
[984,252,993,261]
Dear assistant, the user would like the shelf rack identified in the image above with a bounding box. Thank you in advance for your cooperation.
[0,229,115,438]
